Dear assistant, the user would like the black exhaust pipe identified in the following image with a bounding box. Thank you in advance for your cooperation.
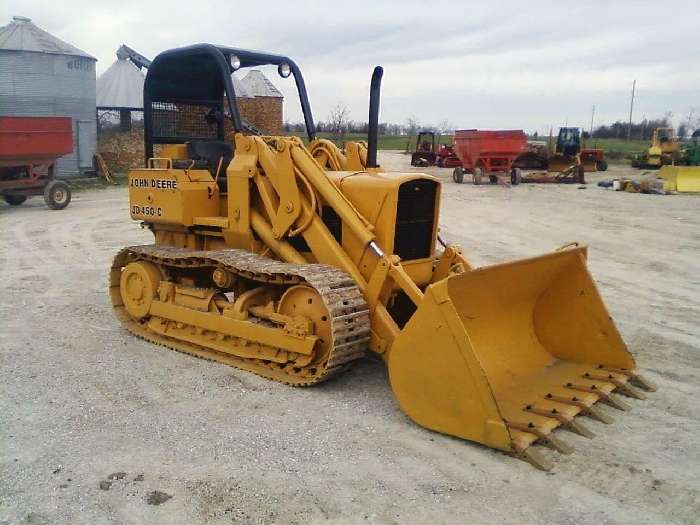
[367,66,383,168]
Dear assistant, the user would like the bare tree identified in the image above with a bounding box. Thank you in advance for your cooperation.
[405,116,420,137]
[404,116,421,152]
[684,107,699,137]
[327,103,350,141]
[436,119,454,142]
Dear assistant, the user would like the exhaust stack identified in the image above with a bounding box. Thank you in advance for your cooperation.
[367,66,383,168]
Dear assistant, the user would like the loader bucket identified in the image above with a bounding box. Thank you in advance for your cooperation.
[388,246,651,469]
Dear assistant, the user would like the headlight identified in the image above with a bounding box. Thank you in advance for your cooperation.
[278,62,291,78]
[229,55,241,70]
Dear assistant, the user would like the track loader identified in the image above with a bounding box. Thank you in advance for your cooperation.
[633,127,680,168]
[111,44,655,470]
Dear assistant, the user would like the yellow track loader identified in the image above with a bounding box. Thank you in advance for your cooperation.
[633,127,680,168]
[111,44,655,470]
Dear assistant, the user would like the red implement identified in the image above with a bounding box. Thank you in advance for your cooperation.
[0,116,74,209]
[0,116,73,166]
[451,129,528,185]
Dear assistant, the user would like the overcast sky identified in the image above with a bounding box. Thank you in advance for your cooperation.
[3,0,699,133]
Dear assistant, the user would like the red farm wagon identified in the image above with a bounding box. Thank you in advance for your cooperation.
[451,129,528,185]
[0,116,73,209]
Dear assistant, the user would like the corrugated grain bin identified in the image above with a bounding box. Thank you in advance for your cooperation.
[0,16,97,176]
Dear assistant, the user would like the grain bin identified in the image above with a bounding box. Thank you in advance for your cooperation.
[0,16,97,176]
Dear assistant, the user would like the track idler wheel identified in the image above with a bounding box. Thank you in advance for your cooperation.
[120,261,162,319]
[277,285,333,366]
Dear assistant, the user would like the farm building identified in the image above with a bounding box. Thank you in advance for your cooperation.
[96,47,146,131]
[95,47,149,173]
[239,69,283,134]
[0,16,97,176]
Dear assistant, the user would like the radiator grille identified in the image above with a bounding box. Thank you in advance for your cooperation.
[394,179,437,260]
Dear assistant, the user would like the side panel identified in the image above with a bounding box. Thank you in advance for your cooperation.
[128,168,219,225]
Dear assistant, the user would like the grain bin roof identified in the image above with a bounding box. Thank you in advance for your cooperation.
[232,73,253,99]
[241,70,283,98]
[0,16,95,59]
[97,57,145,109]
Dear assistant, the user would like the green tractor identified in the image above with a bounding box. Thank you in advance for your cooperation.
[681,129,700,166]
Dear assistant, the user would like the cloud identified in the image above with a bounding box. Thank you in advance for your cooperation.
[2,0,699,133]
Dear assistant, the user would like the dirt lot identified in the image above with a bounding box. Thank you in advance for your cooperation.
[1,153,698,524]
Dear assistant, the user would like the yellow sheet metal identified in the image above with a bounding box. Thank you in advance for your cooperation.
[659,165,700,192]
[386,247,636,456]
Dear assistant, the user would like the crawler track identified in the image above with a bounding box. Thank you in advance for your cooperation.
[110,245,370,386]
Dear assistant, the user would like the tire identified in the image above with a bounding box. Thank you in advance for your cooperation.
[452,167,464,184]
[43,180,71,210]
[596,159,608,171]
[3,194,27,206]
[472,167,483,185]
[511,168,522,185]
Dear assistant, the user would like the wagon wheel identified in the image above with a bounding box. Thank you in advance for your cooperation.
[453,167,465,184]
[3,195,27,206]
[44,180,72,210]
[472,167,483,185]
[511,167,522,185]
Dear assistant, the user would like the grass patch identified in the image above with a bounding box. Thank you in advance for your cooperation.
[289,132,649,160]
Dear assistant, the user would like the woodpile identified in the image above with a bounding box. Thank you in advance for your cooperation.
[238,97,283,135]
[98,128,145,174]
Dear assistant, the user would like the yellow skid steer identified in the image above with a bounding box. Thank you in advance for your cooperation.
[111,44,654,470]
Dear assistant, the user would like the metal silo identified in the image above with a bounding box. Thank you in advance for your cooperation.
[0,16,97,176]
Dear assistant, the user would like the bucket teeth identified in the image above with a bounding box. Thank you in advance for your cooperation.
[544,393,614,423]
[510,447,554,471]
[562,419,595,438]
[507,422,575,455]
[524,405,595,438]
[632,375,657,392]
[602,393,631,411]
[630,374,657,392]
[542,434,575,455]
[597,366,658,392]
[585,405,614,424]
[565,383,630,411]
[512,447,553,471]
[614,382,646,400]
[585,372,646,400]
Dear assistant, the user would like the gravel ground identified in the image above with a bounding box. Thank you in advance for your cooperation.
[1,153,698,524]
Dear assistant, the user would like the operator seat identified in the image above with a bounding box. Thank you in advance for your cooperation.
[187,140,234,192]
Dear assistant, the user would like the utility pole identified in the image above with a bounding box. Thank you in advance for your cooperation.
[589,105,595,135]
[627,80,636,141]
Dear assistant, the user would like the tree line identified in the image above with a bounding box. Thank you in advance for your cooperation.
[592,115,699,140]
[284,103,700,141]
[283,103,452,138]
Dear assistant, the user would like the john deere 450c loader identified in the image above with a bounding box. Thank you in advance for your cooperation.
[111,44,654,470]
